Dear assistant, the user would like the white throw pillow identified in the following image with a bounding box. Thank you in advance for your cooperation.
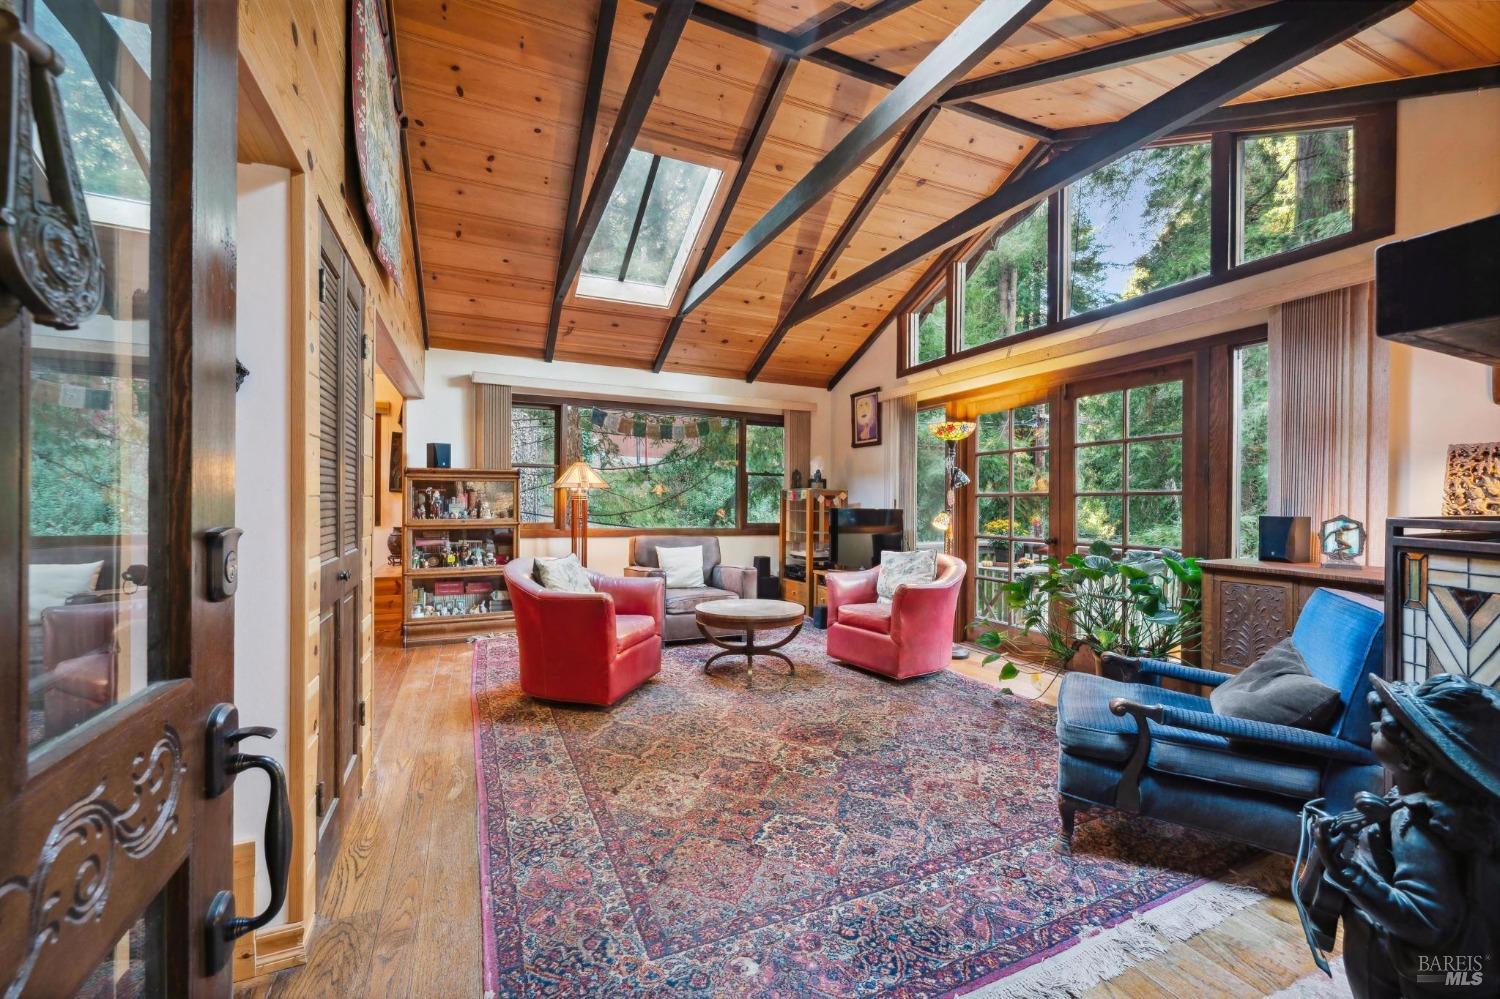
[28,560,104,625]
[534,553,594,594]
[876,550,938,606]
[656,545,705,589]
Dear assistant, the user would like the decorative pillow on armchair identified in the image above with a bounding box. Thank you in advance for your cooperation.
[534,554,594,594]
[655,545,705,589]
[875,550,938,605]
[1210,638,1341,730]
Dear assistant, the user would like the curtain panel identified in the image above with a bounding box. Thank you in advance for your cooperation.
[473,382,513,469]
[1267,283,1389,560]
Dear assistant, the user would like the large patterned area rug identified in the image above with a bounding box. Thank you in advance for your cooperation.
[471,630,1267,998]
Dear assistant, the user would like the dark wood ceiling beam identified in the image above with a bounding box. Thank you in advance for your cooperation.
[942,2,1292,103]
[791,0,927,56]
[650,57,798,373]
[679,0,1050,318]
[545,0,692,362]
[638,0,1055,140]
[745,105,942,382]
[826,139,1052,388]
[1065,63,1500,141]
[789,0,1411,329]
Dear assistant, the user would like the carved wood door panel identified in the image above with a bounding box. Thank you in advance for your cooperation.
[0,0,242,995]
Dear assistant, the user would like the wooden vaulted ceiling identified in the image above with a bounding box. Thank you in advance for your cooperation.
[392,0,1500,388]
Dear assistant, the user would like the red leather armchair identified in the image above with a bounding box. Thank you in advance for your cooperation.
[825,554,966,680]
[504,559,665,706]
[38,601,120,736]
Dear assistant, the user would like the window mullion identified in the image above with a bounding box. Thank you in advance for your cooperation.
[1047,190,1064,326]
[617,154,661,282]
[1210,131,1233,275]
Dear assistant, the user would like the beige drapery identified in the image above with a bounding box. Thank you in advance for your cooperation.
[784,409,811,486]
[887,394,918,549]
[473,383,513,469]
[1267,283,1389,561]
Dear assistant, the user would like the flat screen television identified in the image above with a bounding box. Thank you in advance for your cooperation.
[831,508,904,570]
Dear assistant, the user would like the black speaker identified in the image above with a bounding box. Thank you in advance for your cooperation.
[1258,515,1311,563]
[811,605,828,629]
[753,555,771,578]
[426,442,451,468]
[757,575,780,600]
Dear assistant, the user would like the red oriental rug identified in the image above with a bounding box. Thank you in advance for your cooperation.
[471,630,1267,998]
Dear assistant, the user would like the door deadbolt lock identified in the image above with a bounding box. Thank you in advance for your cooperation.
[205,526,242,601]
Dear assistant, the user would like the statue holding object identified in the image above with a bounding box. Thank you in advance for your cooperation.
[1296,672,1500,998]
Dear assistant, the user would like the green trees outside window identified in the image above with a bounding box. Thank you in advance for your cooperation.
[512,405,559,523]
[963,202,1048,349]
[1074,380,1184,551]
[745,424,785,524]
[913,293,947,365]
[1239,126,1353,263]
[1067,142,1211,315]
[916,407,948,545]
[1233,343,1270,557]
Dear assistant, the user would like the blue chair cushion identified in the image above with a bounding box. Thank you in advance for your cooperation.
[1289,589,1384,745]
[1057,673,1324,800]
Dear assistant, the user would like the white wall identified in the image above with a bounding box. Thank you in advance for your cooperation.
[831,89,1500,521]
[404,347,835,574]
[233,163,293,925]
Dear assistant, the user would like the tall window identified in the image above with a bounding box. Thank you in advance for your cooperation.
[578,149,722,308]
[911,287,947,366]
[1238,125,1353,263]
[1233,343,1270,557]
[576,407,757,530]
[915,406,948,546]
[963,202,1048,349]
[511,404,559,523]
[1067,142,1210,316]
[1074,380,1184,551]
[745,423,785,524]
[974,403,1051,626]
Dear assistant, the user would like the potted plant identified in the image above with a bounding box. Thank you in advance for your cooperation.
[975,541,1202,691]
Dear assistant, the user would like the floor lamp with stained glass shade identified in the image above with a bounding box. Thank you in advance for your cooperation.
[555,461,608,566]
[931,420,976,659]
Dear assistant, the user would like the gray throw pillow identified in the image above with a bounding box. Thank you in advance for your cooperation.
[1209,638,1341,731]
[876,549,938,606]
[534,553,594,594]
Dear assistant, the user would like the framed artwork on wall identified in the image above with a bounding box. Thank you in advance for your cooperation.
[851,387,881,448]
[388,430,404,492]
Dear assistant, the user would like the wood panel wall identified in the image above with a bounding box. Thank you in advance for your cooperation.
[237,0,427,966]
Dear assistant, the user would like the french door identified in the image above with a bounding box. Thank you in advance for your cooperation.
[971,399,1057,630]
[0,1,259,996]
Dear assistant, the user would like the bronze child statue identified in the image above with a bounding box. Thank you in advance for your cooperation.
[1298,672,1500,997]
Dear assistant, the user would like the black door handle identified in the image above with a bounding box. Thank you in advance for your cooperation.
[203,704,292,974]
[337,569,350,581]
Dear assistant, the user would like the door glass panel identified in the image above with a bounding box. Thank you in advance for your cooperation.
[1072,379,1185,553]
[27,0,156,751]
[71,894,164,997]
[973,401,1052,629]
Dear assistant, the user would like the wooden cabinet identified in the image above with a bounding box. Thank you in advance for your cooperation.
[1201,559,1384,673]
[401,467,521,646]
[779,488,845,614]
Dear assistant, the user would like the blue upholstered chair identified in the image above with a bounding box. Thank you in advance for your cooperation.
[1055,588,1385,855]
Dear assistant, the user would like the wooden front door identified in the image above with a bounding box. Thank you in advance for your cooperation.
[0,1,257,996]
[314,216,364,895]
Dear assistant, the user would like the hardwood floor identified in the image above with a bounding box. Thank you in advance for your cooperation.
[238,642,1339,998]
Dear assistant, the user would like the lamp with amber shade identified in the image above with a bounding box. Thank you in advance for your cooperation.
[555,461,608,565]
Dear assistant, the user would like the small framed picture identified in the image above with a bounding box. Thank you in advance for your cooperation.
[850,387,881,448]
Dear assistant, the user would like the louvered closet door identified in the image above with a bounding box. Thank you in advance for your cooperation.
[316,214,365,896]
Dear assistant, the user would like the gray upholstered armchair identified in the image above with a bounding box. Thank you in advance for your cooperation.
[626,536,756,642]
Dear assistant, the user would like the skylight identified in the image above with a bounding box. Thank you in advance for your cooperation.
[578,149,721,308]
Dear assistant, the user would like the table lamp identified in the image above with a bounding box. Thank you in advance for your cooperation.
[555,461,608,565]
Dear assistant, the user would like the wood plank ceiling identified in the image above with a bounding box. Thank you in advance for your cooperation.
[393,0,1500,388]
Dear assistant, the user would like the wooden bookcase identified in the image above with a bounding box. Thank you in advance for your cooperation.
[401,467,521,646]
[779,488,846,614]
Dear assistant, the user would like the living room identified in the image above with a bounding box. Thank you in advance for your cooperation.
[5,1,1500,997]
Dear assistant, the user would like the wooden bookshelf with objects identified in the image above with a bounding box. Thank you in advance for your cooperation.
[779,488,846,615]
[401,467,522,647]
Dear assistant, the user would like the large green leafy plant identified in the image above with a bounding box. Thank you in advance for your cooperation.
[977,541,1202,688]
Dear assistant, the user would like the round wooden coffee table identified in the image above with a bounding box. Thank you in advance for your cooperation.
[695,598,806,688]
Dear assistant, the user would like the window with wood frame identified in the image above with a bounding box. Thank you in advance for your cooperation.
[511,403,560,524]
[899,107,1393,377]
[1073,379,1185,552]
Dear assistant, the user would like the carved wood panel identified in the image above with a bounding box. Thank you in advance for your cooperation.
[1216,581,1292,671]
